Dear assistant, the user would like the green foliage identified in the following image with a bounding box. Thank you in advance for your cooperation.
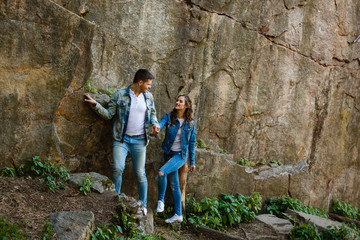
[84,78,98,94]
[92,223,124,240]
[78,176,92,196]
[186,192,262,231]
[259,158,267,165]
[290,221,321,240]
[270,160,283,166]
[195,139,206,149]
[290,221,357,240]
[265,197,328,218]
[0,216,28,239]
[321,224,356,240]
[92,202,165,240]
[237,158,255,167]
[331,199,360,220]
[41,220,55,240]
[219,148,227,154]
[1,167,15,177]
[1,156,70,192]
[24,156,70,192]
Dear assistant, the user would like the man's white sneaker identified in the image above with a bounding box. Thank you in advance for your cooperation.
[142,207,147,216]
[165,214,183,223]
[156,200,165,213]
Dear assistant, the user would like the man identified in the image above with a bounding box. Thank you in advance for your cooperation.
[84,69,160,215]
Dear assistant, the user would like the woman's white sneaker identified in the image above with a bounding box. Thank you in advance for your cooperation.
[165,214,183,223]
[156,200,164,213]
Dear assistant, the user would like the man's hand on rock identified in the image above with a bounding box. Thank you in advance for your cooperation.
[84,93,97,106]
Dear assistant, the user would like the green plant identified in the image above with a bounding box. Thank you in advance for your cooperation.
[290,221,358,240]
[290,221,321,240]
[331,199,360,220]
[1,167,15,177]
[195,139,206,149]
[259,158,267,165]
[186,192,262,231]
[92,204,165,240]
[219,148,227,153]
[92,223,124,240]
[25,156,70,192]
[41,220,55,240]
[321,224,355,239]
[237,158,255,167]
[0,216,28,239]
[270,160,283,166]
[78,176,92,196]
[84,78,98,94]
[266,197,328,218]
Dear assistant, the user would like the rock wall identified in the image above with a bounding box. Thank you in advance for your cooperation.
[1,0,359,208]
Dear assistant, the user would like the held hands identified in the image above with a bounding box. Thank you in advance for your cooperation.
[152,124,160,134]
[84,93,97,106]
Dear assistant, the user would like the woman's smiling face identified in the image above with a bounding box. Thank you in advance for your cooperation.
[175,96,187,111]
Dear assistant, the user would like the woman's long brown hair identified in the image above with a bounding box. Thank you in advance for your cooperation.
[170,95,193,127]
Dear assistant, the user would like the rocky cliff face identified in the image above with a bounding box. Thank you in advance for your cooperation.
[1,0,359,208]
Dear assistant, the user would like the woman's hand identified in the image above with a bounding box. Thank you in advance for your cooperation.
[189,165,195,172]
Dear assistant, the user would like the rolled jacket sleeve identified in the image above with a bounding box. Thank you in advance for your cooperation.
[94,92,118,120]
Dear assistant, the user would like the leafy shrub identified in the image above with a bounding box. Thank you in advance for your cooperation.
[290,221,321,240]
[92,202,165,240]
[290,222,357,240]
[41,220,55,240]
[25,156,70,192]
[266,197,328,218]
[92,223,123,240]
[219,148,227,153]
[0,216,28,239]
[331,199,360,221]
[1,167,15,177]
[1,156,70,192]
[270,160,283,166]
[237,158,255,167]
[195,139,206,149]
[321,224,356,239]
[78,176,92,196]
[186,192,262,231]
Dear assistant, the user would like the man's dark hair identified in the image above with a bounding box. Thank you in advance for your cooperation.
[133,69,154,83]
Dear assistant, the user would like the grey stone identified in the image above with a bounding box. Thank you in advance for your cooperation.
[286,209,343,231]
[70,172,115,194]
[256,214,293,236]
[50,211,94,240]
[117,194,154,234]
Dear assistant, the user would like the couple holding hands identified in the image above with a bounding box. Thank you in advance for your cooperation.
[84,69,195,223]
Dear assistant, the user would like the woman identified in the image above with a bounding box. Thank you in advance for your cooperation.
[156,95,196,223]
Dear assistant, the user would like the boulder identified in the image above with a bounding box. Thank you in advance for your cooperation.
[255,214,293,236]
[69,172,115,194]
[117,194,154,234]
[50,211,94,240]
[286,209,343,231]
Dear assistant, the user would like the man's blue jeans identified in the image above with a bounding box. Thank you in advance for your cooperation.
[158,151,187,216]
[112,134,148,207]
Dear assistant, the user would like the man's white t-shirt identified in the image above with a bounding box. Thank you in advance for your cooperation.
[125,89,146,136]
[170,118,185,152]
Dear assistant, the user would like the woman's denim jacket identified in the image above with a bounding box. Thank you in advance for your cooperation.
[94,85,158,145]
[159,113,196,166]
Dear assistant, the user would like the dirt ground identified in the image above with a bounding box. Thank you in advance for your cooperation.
[0,176,217,239]
[0,176,120,238]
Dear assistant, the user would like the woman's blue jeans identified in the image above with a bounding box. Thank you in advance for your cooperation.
[112,134,148,207]
[158,151,187,216]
